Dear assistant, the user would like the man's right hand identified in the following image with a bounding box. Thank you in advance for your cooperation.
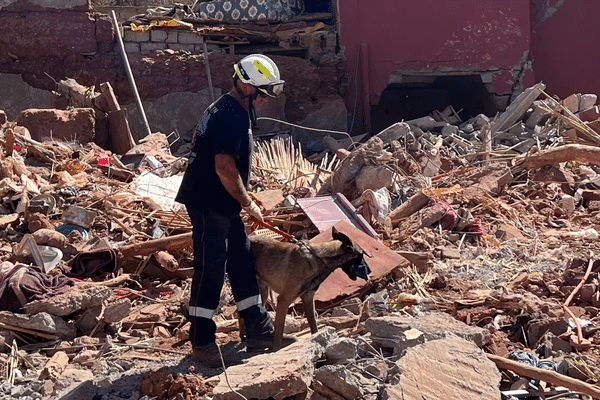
[243,201,263,222]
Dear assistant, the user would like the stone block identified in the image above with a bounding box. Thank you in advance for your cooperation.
[24,286,111,316]
[0,311,76,339]
[365,312,490,349]
[123,42,140,53]
[383,337,501,400]
[141,42,166,53]
[324,337,358,364]
[315,365,363,399]
[178,31,203,44]
[166,30,178,43]
[16,108,95,144]
[123,29,149,43]
[212,340,321,400]
[150,30,167,42]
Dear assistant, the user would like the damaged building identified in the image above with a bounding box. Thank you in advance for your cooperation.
[2,0,600,400]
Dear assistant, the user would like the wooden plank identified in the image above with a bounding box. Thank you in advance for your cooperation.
[108,109,135,155]
[310,221,409,306]
[96,82,121,113]
[491,82,546,135]
[388,192,431,225]
[487,354,600,399]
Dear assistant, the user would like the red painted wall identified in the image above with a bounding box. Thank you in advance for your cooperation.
[530,0,600,99]
[337,0,531,132]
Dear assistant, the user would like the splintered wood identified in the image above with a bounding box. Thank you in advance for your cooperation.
[252,136,337,192]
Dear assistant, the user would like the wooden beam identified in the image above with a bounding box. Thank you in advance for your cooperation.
[487,354,600,399]
[118,232,192,259]
[524,144,600,169]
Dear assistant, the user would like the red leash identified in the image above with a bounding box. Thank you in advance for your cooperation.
[249,216,296,242]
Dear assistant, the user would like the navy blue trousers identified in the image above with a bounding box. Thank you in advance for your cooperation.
[186,208,272,347]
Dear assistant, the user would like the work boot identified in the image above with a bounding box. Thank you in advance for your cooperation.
[246,330,297,351]
[192,342,223,368]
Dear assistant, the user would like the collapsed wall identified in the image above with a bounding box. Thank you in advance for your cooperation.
[0,0,347,150]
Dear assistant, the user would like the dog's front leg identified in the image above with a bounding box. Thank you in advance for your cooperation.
[273,294,293,351]
[301,291,319,334]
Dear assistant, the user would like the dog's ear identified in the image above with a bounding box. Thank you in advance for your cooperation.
[332,228,353,247]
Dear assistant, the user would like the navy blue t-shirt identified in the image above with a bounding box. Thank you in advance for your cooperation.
[176,94,252,213]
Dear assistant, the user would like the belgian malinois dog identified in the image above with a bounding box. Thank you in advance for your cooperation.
[249,227,371,350]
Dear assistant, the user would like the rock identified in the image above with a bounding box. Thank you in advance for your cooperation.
[527,318,569,347]
[355,165,395,194]
[314,365,363,400]
[382,337,501,400]
[338,298,362,315]
[358,358,388,381]
[536,332,573,357]
[24,286,111,316]
[559,195,576,217]
[525,100,552,129]
[103,298,132,324]
[0,311,76,339]
[17,108,96,144]
[494,223,525,241]
[437,246,461,260]
[0,109,6,124]
[74,305,103,333]
[325,337,358,364]
[330,307,356,318]
[212,339,324,400]
[461,165,513,199]
[26,212,55,233]
[580,284,596,303]
[374,122,411,145]
[406,116,437,131]
[579,94,597,112]
[365,312,490,351]
[420,206,446,227]
[32,228,66,249]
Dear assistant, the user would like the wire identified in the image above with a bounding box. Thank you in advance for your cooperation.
[256,116,354,144]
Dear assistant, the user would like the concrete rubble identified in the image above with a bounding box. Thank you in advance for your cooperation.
[0,84,599,400]
[1,6,600,400]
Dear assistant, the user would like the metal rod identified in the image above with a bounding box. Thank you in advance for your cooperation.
[202,37,215,102]
[111,10,150,139]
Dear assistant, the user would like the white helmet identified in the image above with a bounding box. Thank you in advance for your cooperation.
[233,54,285,97]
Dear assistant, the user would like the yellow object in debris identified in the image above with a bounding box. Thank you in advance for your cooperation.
[130,23,147,32]
[424,184,462,197]
[150,19,194,29]
[130,19,193,32]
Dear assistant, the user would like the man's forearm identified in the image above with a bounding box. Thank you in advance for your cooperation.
[215,154,252,207]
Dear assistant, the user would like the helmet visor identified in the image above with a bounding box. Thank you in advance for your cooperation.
[258,81,285,97]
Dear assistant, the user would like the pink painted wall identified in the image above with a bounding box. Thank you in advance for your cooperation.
[530,0,600,99]
[337,0,531,132]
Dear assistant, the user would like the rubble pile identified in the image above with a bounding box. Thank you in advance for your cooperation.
[2,81,600,399]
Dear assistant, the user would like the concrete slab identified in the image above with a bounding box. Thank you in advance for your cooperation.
[382,336,501,400]
[212,339,322,400]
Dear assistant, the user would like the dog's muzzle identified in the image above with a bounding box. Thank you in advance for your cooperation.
[353,258,371,281]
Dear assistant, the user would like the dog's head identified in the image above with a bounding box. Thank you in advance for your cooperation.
[332,228,371,281]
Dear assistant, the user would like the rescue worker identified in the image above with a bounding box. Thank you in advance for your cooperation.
[175,54,293,368]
